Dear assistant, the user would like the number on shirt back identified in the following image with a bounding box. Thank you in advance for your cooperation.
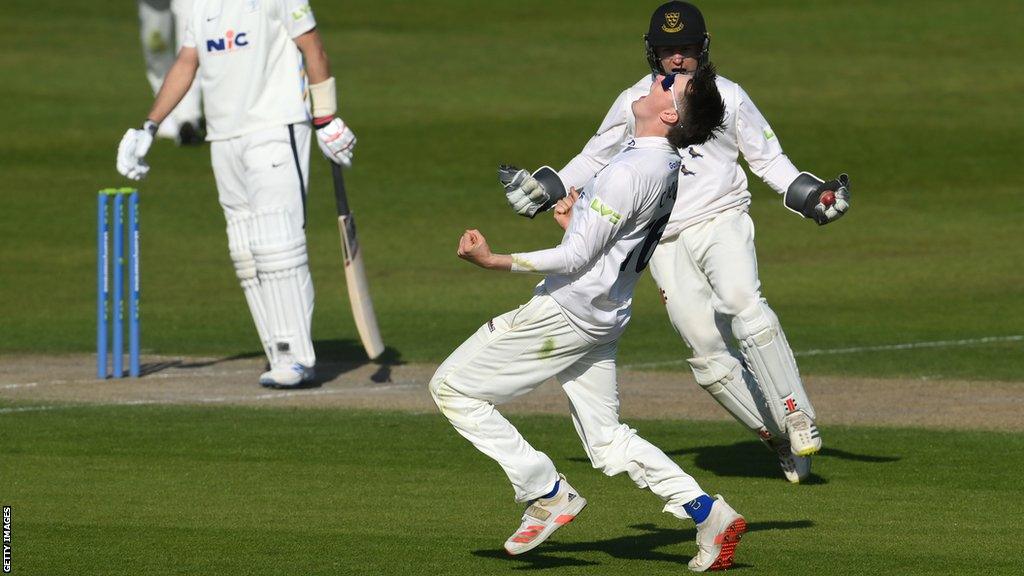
[620,213,671,274]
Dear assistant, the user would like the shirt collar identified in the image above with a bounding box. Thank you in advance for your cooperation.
[626,136,676,153]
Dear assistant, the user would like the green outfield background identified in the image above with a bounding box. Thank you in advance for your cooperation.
[1,0,1021,379]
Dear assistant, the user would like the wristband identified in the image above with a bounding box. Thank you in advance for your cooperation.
[313,115,335,129]
[142,120,159,136]
[309,77,338,119]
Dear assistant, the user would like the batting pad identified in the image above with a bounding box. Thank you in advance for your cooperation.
[226,215,275,363]
[731,300,816,431]
[251,210,315,367]
[687,353,778,438]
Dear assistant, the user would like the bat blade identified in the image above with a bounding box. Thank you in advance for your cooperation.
[331,163,385,360]
[338,214,385,359]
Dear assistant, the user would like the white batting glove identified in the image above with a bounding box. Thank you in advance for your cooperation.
[498,164,549,218]
[314,116,356,167]
[116,121,156,181]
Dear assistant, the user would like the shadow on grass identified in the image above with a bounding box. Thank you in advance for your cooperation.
[567,440,898,483]
[473,520,811,569]
[669,441,898,482]
[313,339,405,385]
[138,338,404,386]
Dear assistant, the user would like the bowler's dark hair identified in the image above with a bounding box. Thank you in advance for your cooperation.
[668,62,726,149]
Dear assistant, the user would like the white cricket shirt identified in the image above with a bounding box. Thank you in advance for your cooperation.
[512,138,680,343]
[559,75,801,239]
[182,0,315,140]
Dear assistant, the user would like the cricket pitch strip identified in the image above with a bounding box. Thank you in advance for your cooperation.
[1,354,1020,431]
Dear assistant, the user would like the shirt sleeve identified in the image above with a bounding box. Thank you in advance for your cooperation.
[278,0,317,38]
[734,84,801,195]
[557,89,632,193]
[511,165,632,275]
[182,8,196,48]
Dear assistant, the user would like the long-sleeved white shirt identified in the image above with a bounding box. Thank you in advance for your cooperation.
[559,74,801,239]
[182,0,315,140]
[512,138,680,343]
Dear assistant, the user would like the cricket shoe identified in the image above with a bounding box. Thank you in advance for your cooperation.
[259,363,316,389]
[687,496,747,572]
[176,119,206,146]
[771,439,811,483]
[504,475,587,556]
[784,411,821,456]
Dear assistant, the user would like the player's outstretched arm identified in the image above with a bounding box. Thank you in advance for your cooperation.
[115,46,199,180]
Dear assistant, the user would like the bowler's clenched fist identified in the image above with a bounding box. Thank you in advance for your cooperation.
[458,229,493,268]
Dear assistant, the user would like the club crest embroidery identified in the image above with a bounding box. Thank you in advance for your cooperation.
[662,12,684,33]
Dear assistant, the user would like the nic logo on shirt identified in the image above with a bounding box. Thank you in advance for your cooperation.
[206,30,251,53]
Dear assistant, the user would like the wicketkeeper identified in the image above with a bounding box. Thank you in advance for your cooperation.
[500,1,849,483]
[432,65,746,572]
[116,0,357,387]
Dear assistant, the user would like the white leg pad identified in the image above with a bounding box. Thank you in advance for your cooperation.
[227,216,274,363]
[687,353,781,439]
[731,300,816,432]
[251,210,315,367]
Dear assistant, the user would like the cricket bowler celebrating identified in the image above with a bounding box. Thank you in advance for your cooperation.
[115,0,357,387]
[431,65,745,571]
[500,1,851,483]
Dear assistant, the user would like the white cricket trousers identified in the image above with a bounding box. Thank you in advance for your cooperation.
[649,208,761,358]
[210,123,315,366]
[429,294,705,518]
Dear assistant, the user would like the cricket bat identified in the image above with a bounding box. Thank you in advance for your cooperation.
[330,162,385,360]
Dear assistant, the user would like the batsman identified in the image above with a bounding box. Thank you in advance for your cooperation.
[115,0,357,387]
[500,1,851,482]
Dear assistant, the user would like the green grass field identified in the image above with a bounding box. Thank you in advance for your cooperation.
[1,0,1021,378]
[2,405,1022,575]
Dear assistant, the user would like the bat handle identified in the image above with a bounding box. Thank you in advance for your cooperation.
[331,161,351,216]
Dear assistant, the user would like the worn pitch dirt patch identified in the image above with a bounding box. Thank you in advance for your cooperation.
[1,354,1021,431]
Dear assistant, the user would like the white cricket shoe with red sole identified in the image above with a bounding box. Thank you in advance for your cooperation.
[504,475,587,556]
[687,496,747,572]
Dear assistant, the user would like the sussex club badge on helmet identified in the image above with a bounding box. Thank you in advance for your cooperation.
[662,11,684,33]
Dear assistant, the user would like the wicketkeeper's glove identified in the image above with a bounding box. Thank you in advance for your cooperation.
[814,174,850,225]
[499,164,550,218]
[784,172,851,226]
